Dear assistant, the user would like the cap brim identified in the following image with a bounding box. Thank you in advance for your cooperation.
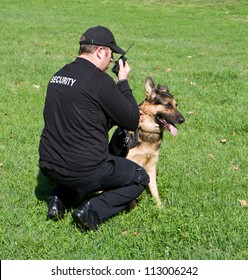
[109,44,125,55]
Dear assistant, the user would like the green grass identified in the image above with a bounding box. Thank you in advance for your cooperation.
[0,0,247,260]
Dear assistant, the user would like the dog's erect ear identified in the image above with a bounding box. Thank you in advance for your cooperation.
[145,77,157,101]
[157,84,169,93]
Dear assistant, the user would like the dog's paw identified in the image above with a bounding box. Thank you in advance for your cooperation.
[157,200,162,208]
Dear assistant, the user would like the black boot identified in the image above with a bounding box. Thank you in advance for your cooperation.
[47,195,66,221]
[72,201,100,231]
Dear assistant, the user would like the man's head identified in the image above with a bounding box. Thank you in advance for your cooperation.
[78,26,125,72]
[79,25,125,55]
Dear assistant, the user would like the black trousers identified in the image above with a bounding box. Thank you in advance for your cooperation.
[41,154,149,222]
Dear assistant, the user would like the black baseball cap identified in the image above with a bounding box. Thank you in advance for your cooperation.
[79,25,125,55]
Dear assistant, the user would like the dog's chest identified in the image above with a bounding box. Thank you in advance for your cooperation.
[139,129,163,146]
[126,142,160,168]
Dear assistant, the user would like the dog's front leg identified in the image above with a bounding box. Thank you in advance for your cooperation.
[148,166,162,208]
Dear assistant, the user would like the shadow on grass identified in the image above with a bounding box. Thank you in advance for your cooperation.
[34,170,98,209]
[34,170,55,203]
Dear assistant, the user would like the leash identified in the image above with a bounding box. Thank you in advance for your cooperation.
[109,127,139,157]
[122,128,139,149]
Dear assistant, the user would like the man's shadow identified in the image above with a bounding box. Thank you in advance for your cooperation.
[34,170,55,204]
[34,170,96,209]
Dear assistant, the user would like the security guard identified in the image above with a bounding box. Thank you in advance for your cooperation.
[39,26,149,231]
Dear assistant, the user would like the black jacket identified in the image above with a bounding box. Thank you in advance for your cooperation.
[39,57,139,176]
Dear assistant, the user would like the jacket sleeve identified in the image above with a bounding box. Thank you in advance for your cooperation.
[98,77,140,131]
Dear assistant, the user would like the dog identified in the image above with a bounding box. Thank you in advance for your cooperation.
[109,77,185,207]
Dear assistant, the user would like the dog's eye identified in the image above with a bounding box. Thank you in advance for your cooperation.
[165,103,172,109]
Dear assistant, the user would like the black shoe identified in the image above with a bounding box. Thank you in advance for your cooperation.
[47,195,66,221]
[72,201,100,231]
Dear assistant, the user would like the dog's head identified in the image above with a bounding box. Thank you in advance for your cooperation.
[140,77,185,136]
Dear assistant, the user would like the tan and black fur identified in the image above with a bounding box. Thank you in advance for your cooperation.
[110,77,185,207]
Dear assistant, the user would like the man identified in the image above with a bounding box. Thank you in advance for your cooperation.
[39,26,149,231]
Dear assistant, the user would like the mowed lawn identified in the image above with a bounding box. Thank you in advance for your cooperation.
[0,0,247,260]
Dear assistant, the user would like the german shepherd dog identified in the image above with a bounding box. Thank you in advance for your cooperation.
[109,77,185,208]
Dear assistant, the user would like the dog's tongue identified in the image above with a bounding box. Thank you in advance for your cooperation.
[169,124,178,136]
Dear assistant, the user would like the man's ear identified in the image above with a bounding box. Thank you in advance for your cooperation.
[96,46,105,59]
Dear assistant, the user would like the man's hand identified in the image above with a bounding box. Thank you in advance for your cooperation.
[117,59,130,81]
